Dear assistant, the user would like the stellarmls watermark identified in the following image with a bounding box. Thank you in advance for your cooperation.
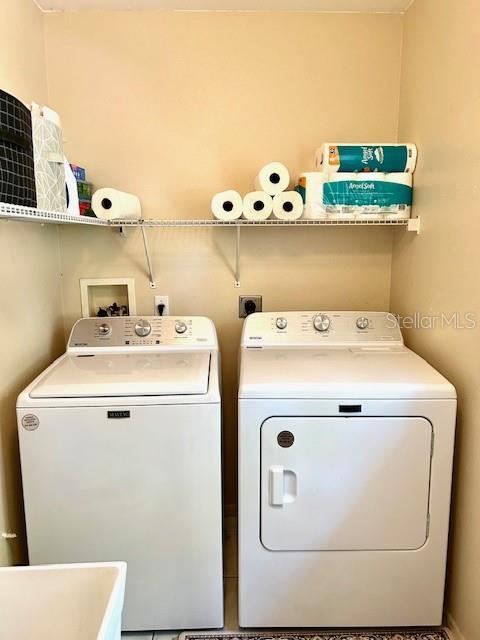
[387,312,476,330]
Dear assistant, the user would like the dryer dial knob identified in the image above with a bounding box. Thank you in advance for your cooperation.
[135,319,151,337]
[98,323,111,336]
[175,320,187,334]
[313,313,330,332]
[276,317,288,330]
[356,316,369,330]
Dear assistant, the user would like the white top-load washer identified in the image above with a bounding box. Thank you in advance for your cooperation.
[17,316,223,632]
[238,311,456,628]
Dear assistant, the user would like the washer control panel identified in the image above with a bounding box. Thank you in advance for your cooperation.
[68,316,217,349]
[242,311,403,346]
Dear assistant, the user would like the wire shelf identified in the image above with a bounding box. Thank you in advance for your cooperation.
[0,203,413,228]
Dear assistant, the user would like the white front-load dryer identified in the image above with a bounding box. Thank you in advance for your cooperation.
[238,311,456,628]
[17,316,223,632]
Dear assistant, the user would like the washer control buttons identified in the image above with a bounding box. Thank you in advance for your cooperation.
[356,316,369,330]
[175,320,188,334]
[313,313,331,332]
[276,317,288,330]
[134,319,152,337]
[98,323,111,336]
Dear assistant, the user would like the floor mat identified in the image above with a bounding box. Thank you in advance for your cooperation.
[181,632,449,640]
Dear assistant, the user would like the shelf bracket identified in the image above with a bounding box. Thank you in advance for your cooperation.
[141,225,156,289]
[407,216,421,234]
[234,225,241,288]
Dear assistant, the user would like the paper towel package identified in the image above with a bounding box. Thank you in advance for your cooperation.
[272,191,303,221]
[297,171,412,220]
[254,162,290,195]
[211,190,243,220]
[315,143,417,174]
[242,191,273,221]
[92,188,142,221]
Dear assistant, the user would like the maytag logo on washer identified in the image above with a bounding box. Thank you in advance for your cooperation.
[107,410,131,419]
[22,414,40,431]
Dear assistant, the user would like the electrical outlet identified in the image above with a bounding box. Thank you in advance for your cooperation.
[154,295,169,316]
[239,295,262,318]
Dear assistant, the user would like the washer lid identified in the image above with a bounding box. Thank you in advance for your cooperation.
[239,346,456,399]
[30,352,211,398]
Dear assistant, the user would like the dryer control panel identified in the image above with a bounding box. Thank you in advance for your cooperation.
[242,311,403,347]
[68,316,218,350]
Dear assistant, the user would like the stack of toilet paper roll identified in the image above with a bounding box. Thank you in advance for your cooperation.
[296,143,417,220]
[211,161,304,222]
[92,187,142,221]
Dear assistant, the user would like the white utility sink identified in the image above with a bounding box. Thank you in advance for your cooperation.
[0,561,126,640]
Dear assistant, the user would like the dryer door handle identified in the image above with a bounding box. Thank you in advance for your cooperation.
[269,465,285,506]
[269,466,298,507]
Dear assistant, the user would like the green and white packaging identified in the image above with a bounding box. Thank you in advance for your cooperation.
[296,172,412,220]
[315,143,417,174]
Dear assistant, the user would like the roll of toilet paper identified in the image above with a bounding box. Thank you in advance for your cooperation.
[211,190,243,220]
[242,191,273,221]
[92,188,141,221]
[254,162,290,195]
[315,143,417,174]
[272,191,303,220]
[64,157,80,216]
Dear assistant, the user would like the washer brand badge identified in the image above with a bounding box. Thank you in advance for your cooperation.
[107,410,131,419]
[22,414,40,431]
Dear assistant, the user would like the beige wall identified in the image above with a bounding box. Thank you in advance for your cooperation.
[44,10,403,506]
[46,12,402,504]
[391,1,480,638]
[0,0,65,565]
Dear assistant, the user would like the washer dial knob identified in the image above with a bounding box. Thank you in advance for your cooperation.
[175,320,187,334]
[276,317,288,330]
[98,323,111,336]
[134,319,151,337]
[313,313,331,332]
[356,316,369,330]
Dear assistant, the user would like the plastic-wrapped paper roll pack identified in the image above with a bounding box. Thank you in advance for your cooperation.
[254,162,290,195]
[297,171,412,220]
[242,191,273,221]
[211,190,243,220]
[315,143,417,174]
[272,191,303,221]
[92,188,142,221]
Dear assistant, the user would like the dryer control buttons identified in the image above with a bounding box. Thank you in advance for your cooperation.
[134,319,152,337]
[175,320,188,334]
[98,323,111,336]
[276,317,288,330]
[313,313,331,332]
[356,316,369,330]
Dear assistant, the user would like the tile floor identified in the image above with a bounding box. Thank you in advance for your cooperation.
[122,517,238,640]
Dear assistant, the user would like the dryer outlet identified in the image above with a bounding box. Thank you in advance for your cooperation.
[154,295,169,316]
[239,295,262,318]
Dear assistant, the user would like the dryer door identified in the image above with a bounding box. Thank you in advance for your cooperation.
[261,416,432,551]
